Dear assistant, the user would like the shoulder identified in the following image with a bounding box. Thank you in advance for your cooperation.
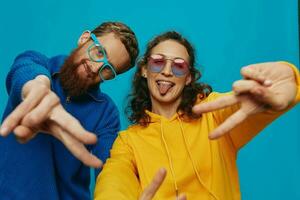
[119,125,139,135]
[48,55,67,73]
[118,124,143,138]
[14,50,49,63]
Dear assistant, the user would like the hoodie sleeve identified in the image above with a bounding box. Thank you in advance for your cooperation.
[207,62,300,150]
[94,131,141,200]
[6,51,51,107]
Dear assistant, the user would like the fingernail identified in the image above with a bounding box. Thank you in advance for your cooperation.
[243,67,253,73]
[0,126,9,136]
[264,80,272,86]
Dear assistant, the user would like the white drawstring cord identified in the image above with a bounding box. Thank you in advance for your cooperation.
[160,121,180,198]
[178,117,219,200]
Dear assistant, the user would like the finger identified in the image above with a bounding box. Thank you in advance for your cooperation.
[0,84,48,136]
[21,92,60,128]
[14,125,36,138]
[14,125,37,143]
[209,109,248,139]
[241,66,272,86]
[140,168,167,200]
[233,79,267,96]
[233,80,287,110]
[249,86,269,99]
[193,95,238,114]
[233,80,260,94]
[49,122,103,168]
[16,136,30,144]
[251,88,288,111]
[49,106,97,144]
[178,194,187,200]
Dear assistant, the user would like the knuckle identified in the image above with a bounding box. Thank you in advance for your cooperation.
[25,114,40,126]
[37,84,50,94]
[274,99,288,110]
[34,83,50,96]
[48,92,60,104]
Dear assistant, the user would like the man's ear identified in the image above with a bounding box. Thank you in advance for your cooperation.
[77,30,91,46]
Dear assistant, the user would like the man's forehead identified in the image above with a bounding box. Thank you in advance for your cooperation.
[97,33,130,72]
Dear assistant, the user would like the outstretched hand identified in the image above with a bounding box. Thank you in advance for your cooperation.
[193,62,297,139]
[0,75,102,168]
[139,168,186,200]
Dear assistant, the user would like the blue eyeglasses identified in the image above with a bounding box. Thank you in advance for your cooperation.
[87,33,117,81]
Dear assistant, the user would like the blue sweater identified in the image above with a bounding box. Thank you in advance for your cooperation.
[0,51,120,200]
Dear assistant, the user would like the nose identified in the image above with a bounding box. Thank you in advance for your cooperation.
[89,61,104,74]
[161,60,173,77]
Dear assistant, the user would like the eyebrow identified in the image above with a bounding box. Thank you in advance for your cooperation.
[153,53,187,62]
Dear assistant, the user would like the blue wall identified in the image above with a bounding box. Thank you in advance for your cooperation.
[0,0,299,199]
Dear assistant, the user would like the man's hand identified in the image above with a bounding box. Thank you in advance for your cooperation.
[0,75,102,168]
[193,62,297,139]
[139,168,186,200]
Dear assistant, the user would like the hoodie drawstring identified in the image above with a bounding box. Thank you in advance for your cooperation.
[177,117,219,200]
[160,120,180,199]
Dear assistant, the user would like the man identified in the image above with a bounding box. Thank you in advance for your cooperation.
[0,21,139,200]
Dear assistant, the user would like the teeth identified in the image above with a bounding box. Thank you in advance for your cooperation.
[157,80,174,86]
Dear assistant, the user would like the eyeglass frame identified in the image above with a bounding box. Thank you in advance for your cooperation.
[146,53,190,77]
[87,33,117,81]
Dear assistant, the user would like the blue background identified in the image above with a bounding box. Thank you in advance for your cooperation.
[0,0,299,199]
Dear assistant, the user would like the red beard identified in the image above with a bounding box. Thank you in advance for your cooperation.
[59,48,99,97]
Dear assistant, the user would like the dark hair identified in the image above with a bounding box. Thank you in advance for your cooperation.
[92,21,139,70]
[126,31,212,126]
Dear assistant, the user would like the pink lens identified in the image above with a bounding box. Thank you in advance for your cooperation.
[172,58,189,76]
[148,55,166,73]
[147,54,189,76]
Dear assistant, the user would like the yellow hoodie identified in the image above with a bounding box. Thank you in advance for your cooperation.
[94,63,300,200]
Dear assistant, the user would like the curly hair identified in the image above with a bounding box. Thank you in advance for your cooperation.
[126,31,212,126]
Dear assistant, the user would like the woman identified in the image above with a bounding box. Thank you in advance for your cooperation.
[94,31,299,200]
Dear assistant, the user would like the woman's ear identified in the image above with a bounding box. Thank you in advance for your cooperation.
[77,30,91,46]
[141,65,148,78]
[185,73,192,85]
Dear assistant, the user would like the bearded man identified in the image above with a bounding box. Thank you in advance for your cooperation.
[0,21,139,200]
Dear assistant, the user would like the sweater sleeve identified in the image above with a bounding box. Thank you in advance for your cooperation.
[209,62,300,150]
[94,132,141,200]
[91,100,120,177]
[6,51,51,107]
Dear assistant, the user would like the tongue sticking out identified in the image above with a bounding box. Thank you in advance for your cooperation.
[158,82,173,95]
